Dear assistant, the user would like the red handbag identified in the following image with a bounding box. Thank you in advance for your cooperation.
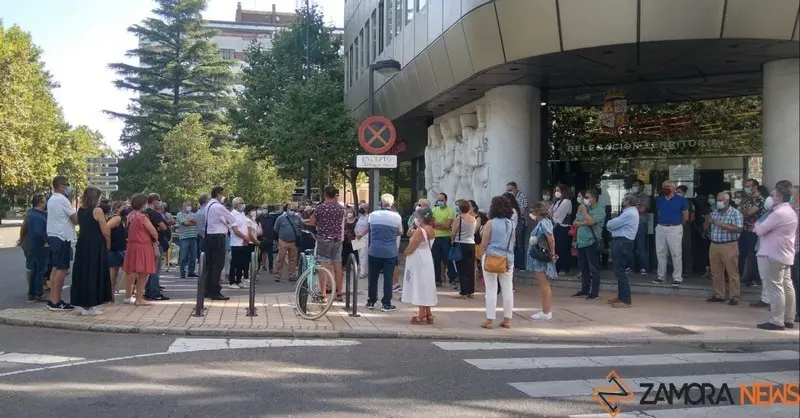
[568,225,578,238]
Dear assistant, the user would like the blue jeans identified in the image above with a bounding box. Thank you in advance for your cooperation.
[432,237,455,284]
[514,222,527,270]
[179,238,197,275]
[612,238,633,304]
[630,223,648,271]
[367,255,397,306]
[579,244,601,297]
[29,246,50,296]
[146,253,163,298]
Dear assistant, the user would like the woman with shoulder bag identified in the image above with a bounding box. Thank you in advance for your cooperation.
[479,196,516,329]
[526,202,558,321]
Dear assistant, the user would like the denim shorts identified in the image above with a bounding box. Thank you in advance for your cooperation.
[316,239,342,262]
[108,250,126,268]
[47,237,72,270]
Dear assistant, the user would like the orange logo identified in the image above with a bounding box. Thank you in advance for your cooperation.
[593,371,635,417]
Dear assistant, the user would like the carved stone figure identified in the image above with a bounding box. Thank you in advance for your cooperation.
[460,113,479,202]
[424,124,442,200]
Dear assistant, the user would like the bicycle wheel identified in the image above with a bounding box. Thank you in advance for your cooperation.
[294,265,334,320]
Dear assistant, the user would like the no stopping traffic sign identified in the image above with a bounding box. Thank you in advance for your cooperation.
[358,115,396,155]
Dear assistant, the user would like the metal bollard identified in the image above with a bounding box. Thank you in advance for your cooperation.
[247,251,257,316]
[349,253,360,317]
[344,255,352,310]
[194,252,206,317]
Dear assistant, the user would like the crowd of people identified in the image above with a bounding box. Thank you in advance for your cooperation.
[16,174,800,331]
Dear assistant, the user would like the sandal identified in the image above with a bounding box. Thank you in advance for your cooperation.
[500,320,511,329]
[411,315,428,325]
[134,301,153,307]
[427,314,435,324]
[480,321,493,329]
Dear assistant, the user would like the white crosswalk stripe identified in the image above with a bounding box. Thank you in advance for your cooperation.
[463,350,798,370]
[0,352,85,365]
[166,338,361,353]
[432,342,800,416]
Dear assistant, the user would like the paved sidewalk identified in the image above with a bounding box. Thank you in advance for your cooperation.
[1,282,797,344]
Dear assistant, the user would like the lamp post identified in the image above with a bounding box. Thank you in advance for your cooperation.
[367,59,401,211]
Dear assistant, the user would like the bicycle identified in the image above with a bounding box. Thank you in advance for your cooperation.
[293,231,336,320]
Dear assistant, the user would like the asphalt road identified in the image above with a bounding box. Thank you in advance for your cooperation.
[0,325,798,417]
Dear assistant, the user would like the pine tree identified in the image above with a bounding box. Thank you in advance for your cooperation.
[107,0,233,149]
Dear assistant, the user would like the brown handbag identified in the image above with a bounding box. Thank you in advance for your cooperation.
[484,220,514,273]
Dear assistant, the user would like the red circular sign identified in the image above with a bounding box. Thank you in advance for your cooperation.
[358,115,397,154]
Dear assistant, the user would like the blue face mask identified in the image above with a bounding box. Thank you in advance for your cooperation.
[437,201,445,208]
[454,206,461,213]
[542,194,550,202]
[576,197,584,205]
[744,188,753,195]
[65,186,73,196]
[707,198,715,206]
[791,196,796,205]
[763,196,774,212]
[631,186,639,194]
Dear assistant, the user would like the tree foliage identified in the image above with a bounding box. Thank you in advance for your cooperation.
[106,0,233,149]
[123,114,295,208]
[233,3,356,189]
[0,23,109,219]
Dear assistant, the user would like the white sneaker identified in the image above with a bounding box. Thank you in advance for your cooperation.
[123,297,135,305]
[80,307,103,316]
[241,280,250,287]
[639,269,647,275]
[229,284,241,289]
[531,311,553,321]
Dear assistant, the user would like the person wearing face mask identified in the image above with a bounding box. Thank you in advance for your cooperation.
[629,180,651,275]
[199,186,234,300]
[341,207,359,276]
[144,193,170,301]
[571,190,606,300]
[176,200,199,279]
[274,203,302,281]
[753,184,798,330]
[738,179,765,290]
[652,181,689,287]
[605,194,639,308]
[540,187,554,209]
[354,203,370,280]
[704,192,744,305]
[550,184,573,276]
[227,197,252,289]
[45,176,79,311]
[732,191,743,208]
[431,193,456,287]
[407,199,431,234]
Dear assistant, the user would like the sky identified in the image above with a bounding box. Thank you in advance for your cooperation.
[0,0,344,151]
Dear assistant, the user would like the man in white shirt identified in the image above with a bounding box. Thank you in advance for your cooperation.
[46,176,78,311]
[202,186,236,300]
[227,197,251,289]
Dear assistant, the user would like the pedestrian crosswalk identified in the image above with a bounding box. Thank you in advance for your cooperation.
[432,341,800,417]
[0,352,84,365]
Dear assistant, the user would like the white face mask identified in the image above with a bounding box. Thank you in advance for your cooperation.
[733,198,742,205]
[529,213,537,221]
[554,191,562,199]
[764,196,774,211]
[185,206,192,212]
[715,201,726,210]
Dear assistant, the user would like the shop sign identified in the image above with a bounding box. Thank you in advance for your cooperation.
[566,138,729,154]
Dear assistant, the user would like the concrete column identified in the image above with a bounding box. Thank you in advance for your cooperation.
[762,58,800,187]
[484,85,541,207]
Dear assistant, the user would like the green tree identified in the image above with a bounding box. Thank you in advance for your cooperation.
[0,23,61,192]
[148,114,217,206]
[106,0,233,148]
[233,3,355,194]
[226,147,296,205]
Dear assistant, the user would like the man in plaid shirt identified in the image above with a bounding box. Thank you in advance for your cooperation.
[704,192,744,305]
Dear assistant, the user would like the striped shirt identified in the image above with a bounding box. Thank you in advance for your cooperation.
[709,206,743,243]
[176,211,198,240]
[367,209,403,258]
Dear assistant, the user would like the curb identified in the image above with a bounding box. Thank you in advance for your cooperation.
[1,314,796,347]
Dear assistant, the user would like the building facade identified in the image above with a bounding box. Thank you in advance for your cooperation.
[343,0,800,211]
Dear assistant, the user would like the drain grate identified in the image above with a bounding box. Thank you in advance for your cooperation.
[649,326,699,335]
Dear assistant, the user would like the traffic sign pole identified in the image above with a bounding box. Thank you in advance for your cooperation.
[358,115,396,210]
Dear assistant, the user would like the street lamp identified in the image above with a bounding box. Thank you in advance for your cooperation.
[367,59,401,210]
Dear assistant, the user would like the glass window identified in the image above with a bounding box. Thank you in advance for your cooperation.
[348,45,353,86]
[378,2,384,53]
[220,49,235,60]
[418,0,426,11]
[354,37,359,80]
[386,0,394,44]
[394,0,403,36]
[406,0,414,25]
[371,10,378,60]
[365,21,371,65]
[359,29,365,72]
[344,51,349,88]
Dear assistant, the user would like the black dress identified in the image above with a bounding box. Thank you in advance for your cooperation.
[71,208,112,307]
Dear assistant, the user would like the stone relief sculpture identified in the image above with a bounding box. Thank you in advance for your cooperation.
[472,104,490,207]
[423,103,492,208]
[424,124,443,200]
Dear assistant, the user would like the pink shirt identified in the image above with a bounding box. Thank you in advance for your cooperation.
[754,202,798,265]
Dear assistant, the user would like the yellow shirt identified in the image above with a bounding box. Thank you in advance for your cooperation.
[432,206,455,238]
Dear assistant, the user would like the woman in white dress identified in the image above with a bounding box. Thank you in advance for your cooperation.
[402,206,438,324]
